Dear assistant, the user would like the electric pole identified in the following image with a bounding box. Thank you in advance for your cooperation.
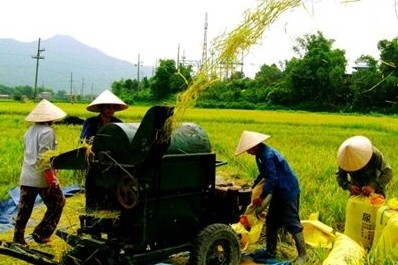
[137,53,141,83]
[81,77,85,98]
[69,72,74,103]
[201,12,208,71]
[32,38,45,100]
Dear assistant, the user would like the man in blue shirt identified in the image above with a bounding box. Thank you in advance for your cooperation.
[235,131,307,264]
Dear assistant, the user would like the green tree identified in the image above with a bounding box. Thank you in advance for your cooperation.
[250,63,284,104]
[150,59,176,100]
[349,38,398,113]
[350,55,382,112]
[378,37,398,77]
[284,31,347,110]
[170,64,193,94]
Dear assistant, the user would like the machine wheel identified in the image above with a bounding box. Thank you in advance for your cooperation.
[117,175,139,209]
[189,223,241,265]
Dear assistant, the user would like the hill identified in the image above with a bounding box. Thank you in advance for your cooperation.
[0,35,152,94]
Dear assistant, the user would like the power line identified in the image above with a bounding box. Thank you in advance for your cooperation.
[32,38,45,100]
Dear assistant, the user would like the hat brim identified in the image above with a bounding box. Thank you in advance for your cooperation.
[337,136,373,171]
[25,99,67,122]
[235,131,271,156]
[87,90,128,113]
[86,103,128,113]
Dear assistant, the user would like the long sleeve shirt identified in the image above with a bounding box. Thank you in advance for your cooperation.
[336,146,392,195]
[254,143,300,201]
[80,115,122,140]
[20,123,57,188]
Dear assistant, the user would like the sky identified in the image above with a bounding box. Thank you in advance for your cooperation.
[1,0,398,77]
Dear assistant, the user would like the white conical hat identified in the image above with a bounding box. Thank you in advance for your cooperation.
[25,99,67,122]
[235,131,271,156]
[337,136,373,171]
[86,90,128,112]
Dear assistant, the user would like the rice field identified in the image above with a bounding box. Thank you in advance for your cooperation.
[0,100,398,264]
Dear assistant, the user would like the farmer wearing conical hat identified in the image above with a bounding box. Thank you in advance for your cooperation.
[336,135,392,198]
[80,90,128,142]
[13,99,67,245]
[235,131,307,264]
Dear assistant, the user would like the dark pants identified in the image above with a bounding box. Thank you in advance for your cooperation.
[265,195,302,255]
[14,185,65,243]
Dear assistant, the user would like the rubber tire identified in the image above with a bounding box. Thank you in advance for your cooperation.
[189,223,241,265]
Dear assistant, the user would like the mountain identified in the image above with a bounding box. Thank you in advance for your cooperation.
[0,35,152,94]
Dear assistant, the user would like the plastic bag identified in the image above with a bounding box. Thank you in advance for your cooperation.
[322,232,365,265]
[231,211,264,251]
[301,212,335,249]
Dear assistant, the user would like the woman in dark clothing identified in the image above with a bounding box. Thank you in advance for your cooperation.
[235,131,307,264]
[336,135,392,198]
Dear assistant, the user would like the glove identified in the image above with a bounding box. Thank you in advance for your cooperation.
[362,185,375,196]
[43,169,59,190]
[349,185,361,195]
[252,197,263,207]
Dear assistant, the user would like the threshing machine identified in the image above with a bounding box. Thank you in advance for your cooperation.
[0,105,252,265]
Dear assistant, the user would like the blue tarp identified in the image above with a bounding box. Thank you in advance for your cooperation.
[0,185,84,233]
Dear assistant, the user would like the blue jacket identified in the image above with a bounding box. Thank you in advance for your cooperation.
[254,143,300,201]
[80,115,122,140]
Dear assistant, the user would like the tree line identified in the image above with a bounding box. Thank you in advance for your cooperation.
[2,32,398,114]
[112,32,398,114]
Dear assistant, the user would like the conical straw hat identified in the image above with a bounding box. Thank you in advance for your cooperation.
[25,99,67,122]
[337,136,373,171]
[86,90,128,112]
[235,131,271,156]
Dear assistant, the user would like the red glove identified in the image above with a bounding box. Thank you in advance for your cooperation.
[43,169,59,190]
[252,197,263,207]
[362,186,375,196]
[349,185,361,195]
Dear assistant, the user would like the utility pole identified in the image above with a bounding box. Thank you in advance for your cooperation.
[32,38,45,100]
[135,54,142,83]
[177,43,180,69]
[69,72,74,103]
[81,78,85,99]
[135,53,143,88]
[201,12,208,71]
[137,53,141,83]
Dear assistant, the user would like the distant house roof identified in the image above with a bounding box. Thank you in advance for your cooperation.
[353,62,370,70]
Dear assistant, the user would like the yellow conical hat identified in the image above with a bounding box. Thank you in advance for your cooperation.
[25,99,67,122]
[337,136,373,171]
[86,90,128,112]
[235,131,271,156]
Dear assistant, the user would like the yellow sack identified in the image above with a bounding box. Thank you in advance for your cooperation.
[373,198,398,247]
[230,211,264,251]
[301,212,335,249]
[322,232,365,265]
[251,178,265,201]
[344,194,385,250]
[375,215,398,258]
